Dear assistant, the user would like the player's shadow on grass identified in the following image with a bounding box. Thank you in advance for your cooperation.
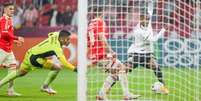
[0,95,19,98]
[0,94,66,99]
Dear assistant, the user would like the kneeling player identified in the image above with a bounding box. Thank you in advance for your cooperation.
[87,14,140,100]
[0,30,77,95]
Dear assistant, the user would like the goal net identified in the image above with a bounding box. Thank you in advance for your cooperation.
[78,0,201,101]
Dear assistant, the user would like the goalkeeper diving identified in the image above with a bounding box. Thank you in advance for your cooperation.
[0,30,77,95]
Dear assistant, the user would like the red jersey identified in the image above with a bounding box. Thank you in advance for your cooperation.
[0,16,18,52]
[87,18,107,62]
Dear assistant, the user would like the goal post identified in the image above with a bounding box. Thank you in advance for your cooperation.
[195,1,201,101]
[78,0,201,101]
[77,0,88,101]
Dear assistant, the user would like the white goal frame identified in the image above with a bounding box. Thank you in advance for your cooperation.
[77,0,88,101]
[77,0,201,101]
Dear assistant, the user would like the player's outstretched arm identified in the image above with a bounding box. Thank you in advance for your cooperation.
[59,55,77,72]
[147,0,153,29]
[147,0,153,16]
[148,28,166,42]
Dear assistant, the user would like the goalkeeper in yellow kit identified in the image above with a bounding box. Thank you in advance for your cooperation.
[0,30,77,95]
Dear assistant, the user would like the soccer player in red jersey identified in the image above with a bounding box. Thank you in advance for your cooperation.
[0,2,24,96]
[87,7,140,100]
[87,16,111,64]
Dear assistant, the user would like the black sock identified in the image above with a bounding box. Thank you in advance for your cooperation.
[110,81,116,88]
[110,75,119,88]
[153,67,165,84]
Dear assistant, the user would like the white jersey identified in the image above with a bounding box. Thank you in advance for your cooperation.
[128,19,165,54]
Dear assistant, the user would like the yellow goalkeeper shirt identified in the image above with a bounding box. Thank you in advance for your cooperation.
[27,32,75,70]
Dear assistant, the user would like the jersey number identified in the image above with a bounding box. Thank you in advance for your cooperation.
[88,31,95,46]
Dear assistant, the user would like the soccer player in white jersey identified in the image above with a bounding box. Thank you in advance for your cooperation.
[124,10,169,94]
[109,1,169,93]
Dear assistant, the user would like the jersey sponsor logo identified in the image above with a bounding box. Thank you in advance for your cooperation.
[88,31,95,46]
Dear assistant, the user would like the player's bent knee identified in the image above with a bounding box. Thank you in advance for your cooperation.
[19,72,27,77]
[150,58,158,68]
[150,62,158,69]
[51,64,62,70]
[18,70,28,77]
[43,57,62,70]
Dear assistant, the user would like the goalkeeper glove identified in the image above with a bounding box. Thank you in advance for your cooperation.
[73,68,77,72]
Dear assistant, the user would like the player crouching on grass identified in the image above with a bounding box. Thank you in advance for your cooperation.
[87,7,140,100]
[0,30,77,95]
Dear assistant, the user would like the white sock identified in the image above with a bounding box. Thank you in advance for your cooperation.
[118,72,130,96]
[8,81,14,92]
[8,69,14,92]
[99,74,116,97]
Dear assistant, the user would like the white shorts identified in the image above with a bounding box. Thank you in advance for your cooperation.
[0,49,17,67]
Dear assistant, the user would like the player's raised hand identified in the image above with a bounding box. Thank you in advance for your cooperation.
[147,0,153,16]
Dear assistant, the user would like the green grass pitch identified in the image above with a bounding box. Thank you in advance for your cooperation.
[0,69,77,101]
[1,67,201,101]
[87,67,201,101]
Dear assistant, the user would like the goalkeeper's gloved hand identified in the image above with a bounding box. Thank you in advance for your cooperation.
[73,68,77,72]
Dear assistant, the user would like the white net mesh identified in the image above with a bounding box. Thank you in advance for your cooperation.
[84,0,201,101]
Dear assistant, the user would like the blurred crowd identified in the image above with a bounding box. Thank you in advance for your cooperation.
[0,0,200,37]
[88,0,199,37]
[0,0,78,29]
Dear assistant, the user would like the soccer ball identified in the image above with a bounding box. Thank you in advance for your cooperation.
[151,82,164,93]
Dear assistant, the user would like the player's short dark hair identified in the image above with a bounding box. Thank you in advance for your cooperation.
[3,2,14,8]
[140,14,149,20]
[59,30,71,38]
[140,14,146,19]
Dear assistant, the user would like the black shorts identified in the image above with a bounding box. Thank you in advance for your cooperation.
[124,53,154,68]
